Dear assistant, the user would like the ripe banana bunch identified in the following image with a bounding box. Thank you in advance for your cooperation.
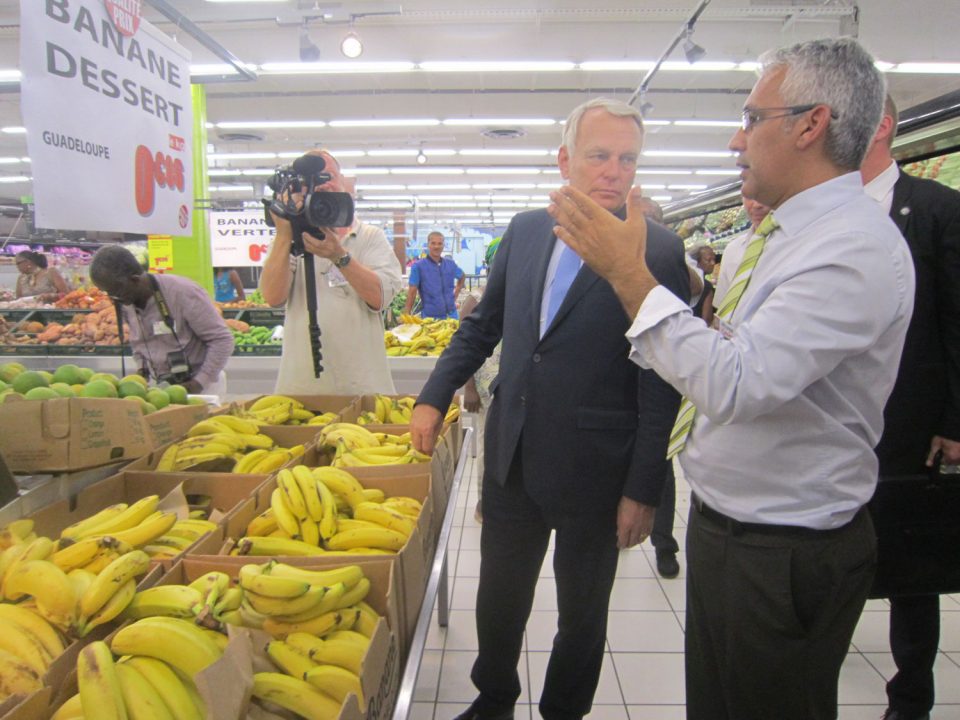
[67,636,207,719]
[75,549,152,636]
[318,422,381,452]
[156,415,277,472]
[142,517,219,560]
[307,411,339,427]
[0,518,36,550]
[331,439,430,468]
[234,444,305,474]
[252,672,343,720]
[385,318,459,355]
[235,394,320,426]
[0,602,66,701]
[444,401,461,423]
[110,616,224,677]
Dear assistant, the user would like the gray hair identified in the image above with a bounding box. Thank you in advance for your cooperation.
[561,98,645,155]
[90,245,144,285]
[759,37,885,171]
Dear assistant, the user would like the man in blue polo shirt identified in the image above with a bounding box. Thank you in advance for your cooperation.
[405,231,465,319]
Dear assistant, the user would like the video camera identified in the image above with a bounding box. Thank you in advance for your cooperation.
[263,153,355,256]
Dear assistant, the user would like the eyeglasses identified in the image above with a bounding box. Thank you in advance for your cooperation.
[740,104,839,132]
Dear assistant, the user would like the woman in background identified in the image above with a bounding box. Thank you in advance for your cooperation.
[214,267,246,303]
[14,250,69,302]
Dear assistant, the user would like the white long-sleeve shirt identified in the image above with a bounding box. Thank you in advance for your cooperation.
[625,172,915,529]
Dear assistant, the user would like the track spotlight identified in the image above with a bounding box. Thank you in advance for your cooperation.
[416,149,428,165]
[299,23,320,62]
[340,31,363,59]
[682,28,706,64]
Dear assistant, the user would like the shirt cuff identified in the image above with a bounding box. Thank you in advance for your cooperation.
[625,285,690,367]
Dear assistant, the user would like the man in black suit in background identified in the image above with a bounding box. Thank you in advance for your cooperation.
[862,95,960,720]
[410,98,689,720]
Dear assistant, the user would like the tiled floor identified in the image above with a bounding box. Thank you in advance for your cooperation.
[408,456,960,719]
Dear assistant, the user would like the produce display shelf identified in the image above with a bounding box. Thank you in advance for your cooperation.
[240,309,285,324]
[232,344,282,356]
[0,308,40,320]
[0,344,128,356]
[21,309,97,324]
[392,426,471,720]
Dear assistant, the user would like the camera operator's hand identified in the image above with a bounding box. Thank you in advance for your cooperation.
[302,229,345,261]
[183,378,203,394]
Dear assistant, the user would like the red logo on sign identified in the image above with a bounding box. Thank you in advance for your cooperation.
[249,244,269,262]
[179,205,190,229]
[169,135,185,152]
[104,0,142,37]
[134,145,186,217]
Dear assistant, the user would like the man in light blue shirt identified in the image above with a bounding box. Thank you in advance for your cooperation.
[549,38,915,720]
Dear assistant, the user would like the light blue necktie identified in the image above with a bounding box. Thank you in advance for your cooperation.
[544,243,581,328]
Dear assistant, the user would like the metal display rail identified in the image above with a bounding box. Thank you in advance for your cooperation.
[392,426,473,720]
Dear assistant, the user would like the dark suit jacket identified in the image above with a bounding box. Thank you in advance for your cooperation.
[875,171,960,476]
[419,208,690,515]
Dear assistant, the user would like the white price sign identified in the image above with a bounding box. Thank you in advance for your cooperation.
[209,209,276,267]
[20,0,193,234]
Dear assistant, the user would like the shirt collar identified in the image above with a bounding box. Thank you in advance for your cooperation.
[863,160,899,203]
[772,172,866,239]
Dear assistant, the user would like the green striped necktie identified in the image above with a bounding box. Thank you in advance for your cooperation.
[665,212,779,460]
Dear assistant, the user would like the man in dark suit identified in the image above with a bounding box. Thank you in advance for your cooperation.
[863,96,960,720]
[410,98,689,720]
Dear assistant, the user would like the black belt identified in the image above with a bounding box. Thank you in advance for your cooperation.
[691,493,858,537]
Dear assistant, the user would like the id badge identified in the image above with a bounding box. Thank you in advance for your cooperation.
[152,321,173,336]
[327,267,349,288]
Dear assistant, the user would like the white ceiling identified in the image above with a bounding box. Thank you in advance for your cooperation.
[0,0,957,227]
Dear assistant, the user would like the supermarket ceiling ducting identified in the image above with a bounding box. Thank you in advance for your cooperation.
[0,0,957,226]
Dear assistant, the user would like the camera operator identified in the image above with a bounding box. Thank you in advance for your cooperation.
[259,149,403,395]
[89,245,234,396]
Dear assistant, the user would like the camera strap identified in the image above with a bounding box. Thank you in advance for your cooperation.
[146,274,192,377]
[113,299,127,378]
[300,253,324,377]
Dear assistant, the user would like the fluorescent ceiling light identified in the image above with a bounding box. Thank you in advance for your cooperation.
[368,149,419,157]
[536,182,563,189]
[644,150,734,158]
[416,194,475,200]
[0,69,22,82]
[636,168,693,175]
[424,202,478,208]
[343,168,390,175]
[407,184,472,191]
[420,61,575,72]
[890,62,960,74]
[259,62,414,75]
[542,169,562,174]
[208,169,237,176]
[20,157,29,163]
[472,183,538,190]
[465,168,542,175]
[210,185,254,192]
[485,202,531,207]
[874,61,895,72]
[328,119,440,128]
[638,183,666,189]
[737,62,761,72]
[355,184,407,190]
[0,158,22,164]
[442,118,556,126]
[674,119,741,128]
[217,120,326,129]
[1,127,26,134]
[0,176,29,183]
[696,169,741,175]
[390,168,465,175]
[668,184,709,190]
[190,63,252,76]
[459,149,553,157]
[650,195,673,201]
[579,61,656,71]
[643,120,672,126]
[361,195,416,201]
[240,169,274,176]
[660,61,737,71]
[423,149,458,157]
[274,150,366,159]
[208,152,277,161]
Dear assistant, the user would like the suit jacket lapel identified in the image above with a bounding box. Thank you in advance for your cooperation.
[890,171,914,237]
[531,217,558,337]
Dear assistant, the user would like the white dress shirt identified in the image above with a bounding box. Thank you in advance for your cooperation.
[863,159,899,213]
[625,173,915,528]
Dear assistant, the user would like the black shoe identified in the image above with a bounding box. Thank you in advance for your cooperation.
[452,698,514,720]
[881,709,930,720]
[656,551,680,579]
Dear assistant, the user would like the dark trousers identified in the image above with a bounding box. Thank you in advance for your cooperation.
[685,502,877,720]
[471,459,620,720]
[651,461,679,556]
[887,594,940,715]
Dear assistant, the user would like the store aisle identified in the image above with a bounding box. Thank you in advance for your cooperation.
[410,457,960,720]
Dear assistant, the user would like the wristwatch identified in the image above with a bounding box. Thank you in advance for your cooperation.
[333,252,352,269]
